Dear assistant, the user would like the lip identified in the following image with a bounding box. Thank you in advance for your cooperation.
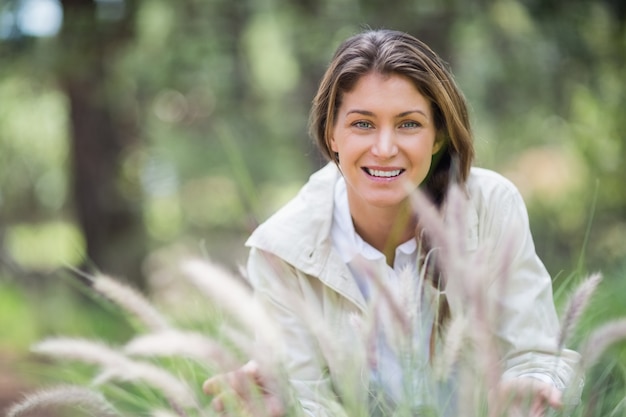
[362,166,406,181]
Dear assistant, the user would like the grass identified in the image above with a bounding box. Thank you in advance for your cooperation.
[4,268,626,417]
[3,189,626,417]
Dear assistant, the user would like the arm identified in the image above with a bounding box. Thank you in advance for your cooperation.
[246,247,351,417]
[483,182,583,407]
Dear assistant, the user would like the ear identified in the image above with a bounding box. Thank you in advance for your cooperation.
[329,136,339,153]
[432,132,447,155]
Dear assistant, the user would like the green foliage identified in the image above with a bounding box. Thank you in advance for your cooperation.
[0,282,40,351]
[0,75,69,219]
[5,221,85,270]
[3,0,624,276]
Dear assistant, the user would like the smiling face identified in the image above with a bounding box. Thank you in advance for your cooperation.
[330,72,443,216]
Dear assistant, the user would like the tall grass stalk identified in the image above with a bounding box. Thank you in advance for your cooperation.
[6,385,120,417]
[32,338,198,408]
[123,329,239,371]
[411,184,505,415]
[181,258,281,350]
[558,273,603,350]
[433,313,468,380]
[93,274,171,332]
[580,318,626,371]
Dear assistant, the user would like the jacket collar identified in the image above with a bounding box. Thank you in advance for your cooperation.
[246,163,368,311]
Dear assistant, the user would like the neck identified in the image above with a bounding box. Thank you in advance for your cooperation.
[349,198,416,266]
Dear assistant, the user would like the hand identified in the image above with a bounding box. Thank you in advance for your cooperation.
[203,360,285,417]
[491,377,563,417]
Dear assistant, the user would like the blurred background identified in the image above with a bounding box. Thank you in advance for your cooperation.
[0,0,625,412]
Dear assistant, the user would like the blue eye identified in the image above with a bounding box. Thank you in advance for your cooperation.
[353,121,373,129]
[400,121,420,128]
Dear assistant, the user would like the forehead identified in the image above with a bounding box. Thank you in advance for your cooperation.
[338,72,431,113]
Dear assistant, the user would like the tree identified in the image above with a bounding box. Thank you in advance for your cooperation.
[58,0,146,288]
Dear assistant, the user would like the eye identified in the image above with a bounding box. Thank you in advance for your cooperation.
[352,120,373,129]
[399,120,421,129]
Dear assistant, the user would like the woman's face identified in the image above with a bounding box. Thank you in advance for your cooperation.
[330,72,442,213]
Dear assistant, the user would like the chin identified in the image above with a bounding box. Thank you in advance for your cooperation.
[363,194,409,209]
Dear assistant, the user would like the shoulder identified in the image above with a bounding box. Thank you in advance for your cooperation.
[466,167,521,201]
[464,166,532,239]
[465,167,528,215]
[246,163,339,260]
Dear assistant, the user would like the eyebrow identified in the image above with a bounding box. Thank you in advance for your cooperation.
[346,109,430,119]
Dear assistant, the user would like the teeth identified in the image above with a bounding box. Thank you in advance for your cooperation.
[366,168,402,178]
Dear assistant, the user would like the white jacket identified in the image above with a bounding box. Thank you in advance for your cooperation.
[246,163,582,417]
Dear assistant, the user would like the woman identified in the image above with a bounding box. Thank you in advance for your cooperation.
[204,29,582,417]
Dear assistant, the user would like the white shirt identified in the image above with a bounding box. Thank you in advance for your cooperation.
[330,176,443,414]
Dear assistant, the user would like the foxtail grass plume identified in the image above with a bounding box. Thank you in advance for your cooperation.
[92,364,197,409]
[32,337,198,408]
[398,263,423,329]
[409,185,480,303]
[346,311,378,369]
[411,184,507,406]
[124,329,240,370]
[409,188,451,259]
[93,274,171,332]
[6,385,119,417]
[33,338,129,369]
[579,318,626,370]
[181,258,282,354]
[363,258,411,335]
[433,313,468,380]
[558,272,602,350]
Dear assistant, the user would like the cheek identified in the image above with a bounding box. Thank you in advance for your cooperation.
[411,142,437,161]
[408,145,436,176]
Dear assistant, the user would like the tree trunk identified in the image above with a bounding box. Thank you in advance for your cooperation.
[58,0,146,289]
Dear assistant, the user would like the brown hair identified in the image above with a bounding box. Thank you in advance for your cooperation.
[309,29,474,206]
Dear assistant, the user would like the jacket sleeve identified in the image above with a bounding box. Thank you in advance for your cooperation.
[246,247,351,417]
[482,182,584,405]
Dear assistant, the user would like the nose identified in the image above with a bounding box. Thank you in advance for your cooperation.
[371,127,398,159]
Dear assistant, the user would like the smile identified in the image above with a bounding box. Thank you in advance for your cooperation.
[363,168,404,178]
